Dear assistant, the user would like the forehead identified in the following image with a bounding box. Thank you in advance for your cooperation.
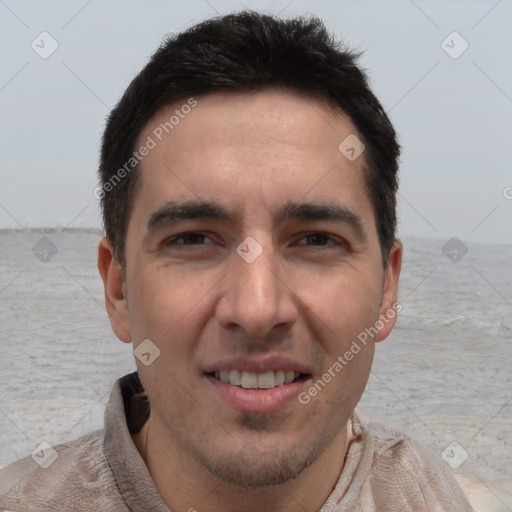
[131,89,373,231]
[140,89,354,158]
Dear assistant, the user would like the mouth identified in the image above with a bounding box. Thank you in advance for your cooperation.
[207,369,309,389]
[204,368,312,414]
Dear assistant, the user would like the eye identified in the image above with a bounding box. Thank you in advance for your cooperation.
[295,233,342,247]
[163,232,213,247]
[298,233,331,246]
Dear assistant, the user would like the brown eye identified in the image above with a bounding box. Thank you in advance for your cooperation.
[296,233,337,246]
[302,233,330,246]
[163,232,212,247]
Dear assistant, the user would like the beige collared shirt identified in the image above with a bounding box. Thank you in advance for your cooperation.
[0,372,474,511]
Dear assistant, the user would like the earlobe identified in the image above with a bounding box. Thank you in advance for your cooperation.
[375,240,403,343]
[97,237,132,343]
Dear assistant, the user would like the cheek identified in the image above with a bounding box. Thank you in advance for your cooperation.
[298,268,383,343]
[128,266,182,339]
[300,342,374,424]
[127,264,216,346]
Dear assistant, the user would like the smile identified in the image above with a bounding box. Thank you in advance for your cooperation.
[211,370,304,389]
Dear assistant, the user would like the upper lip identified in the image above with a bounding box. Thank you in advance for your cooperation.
[203,355,313,375]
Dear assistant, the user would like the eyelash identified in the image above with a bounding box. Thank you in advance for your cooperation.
[163,232,344,249]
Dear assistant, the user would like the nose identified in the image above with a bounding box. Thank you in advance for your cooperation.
[215,239,298,339]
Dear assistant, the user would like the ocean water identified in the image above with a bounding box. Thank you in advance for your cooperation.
[0,229,511,511]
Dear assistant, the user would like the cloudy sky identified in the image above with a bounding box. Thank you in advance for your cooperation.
[1,0,511,245]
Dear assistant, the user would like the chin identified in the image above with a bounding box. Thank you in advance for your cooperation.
[190,430,330,489]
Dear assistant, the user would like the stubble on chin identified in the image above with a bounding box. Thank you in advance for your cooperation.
[187,414,335,489]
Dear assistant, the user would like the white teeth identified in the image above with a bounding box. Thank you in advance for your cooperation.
[213,369,302,389]
[257,371,275,389]
[229,369,241,385]
[285,370,295,384]
[241,371,258,389]
[274,369,285,386]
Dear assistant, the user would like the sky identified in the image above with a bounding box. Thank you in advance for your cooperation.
[0,0,511,245]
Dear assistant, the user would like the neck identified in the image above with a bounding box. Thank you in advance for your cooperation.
[133,416,354,512]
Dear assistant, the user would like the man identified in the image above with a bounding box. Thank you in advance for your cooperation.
[0,11,474,512]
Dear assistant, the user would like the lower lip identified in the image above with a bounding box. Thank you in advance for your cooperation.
[204,375,309,414]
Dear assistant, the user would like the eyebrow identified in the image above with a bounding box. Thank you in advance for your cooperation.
[147,200,367,241]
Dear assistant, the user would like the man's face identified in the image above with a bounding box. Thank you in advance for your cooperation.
[102,89,401,487]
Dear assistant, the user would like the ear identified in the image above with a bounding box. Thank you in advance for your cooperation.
[375,240,403,343]
[98,237,132,343]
